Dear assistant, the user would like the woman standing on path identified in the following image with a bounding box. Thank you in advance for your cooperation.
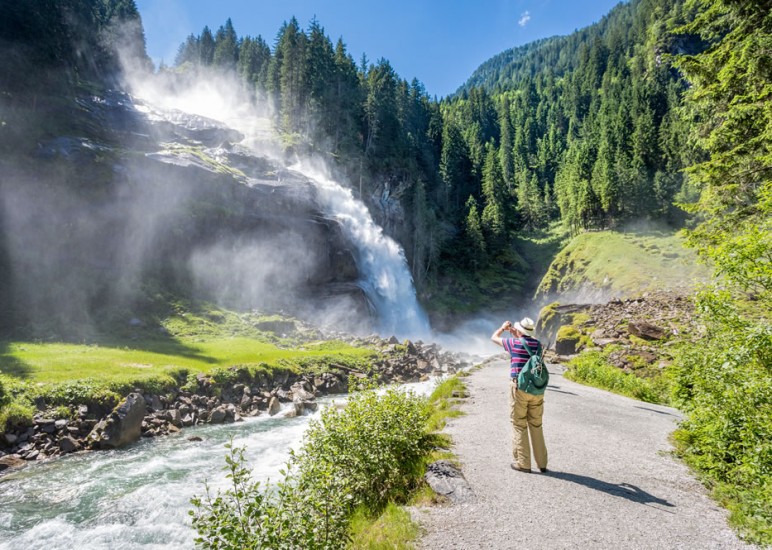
[491,317,549,473]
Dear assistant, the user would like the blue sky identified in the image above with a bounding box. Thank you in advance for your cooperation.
[136,0,625,98]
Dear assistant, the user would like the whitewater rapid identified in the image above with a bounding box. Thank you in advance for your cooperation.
[0,380,438,549]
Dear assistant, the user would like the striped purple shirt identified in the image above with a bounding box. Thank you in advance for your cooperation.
[502,336,541,378]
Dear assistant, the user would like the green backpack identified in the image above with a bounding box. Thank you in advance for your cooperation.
[517,337,549,395]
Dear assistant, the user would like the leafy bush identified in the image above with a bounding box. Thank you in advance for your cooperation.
[565,349,670,404]
[671,292,772,544]
[31,379,120,410]
[0,398,35,430]
[190,387,432,549]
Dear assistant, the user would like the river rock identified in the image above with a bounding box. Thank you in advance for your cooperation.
[144,394,163,411]
[0,454,25,472]
[267,396,281,416]
[164,409,182,427]
[87,393,146,449]
[424,460,473,503]
[208,407,227,424]
[240,394,252,410]
[59,436,80,454]
[37,418,57,434]
[3,433,18,445]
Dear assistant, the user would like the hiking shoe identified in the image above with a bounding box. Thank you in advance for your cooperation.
[539,467,548,473]
[510,463,531,473]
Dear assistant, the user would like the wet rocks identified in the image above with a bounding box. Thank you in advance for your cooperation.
[87,393,146,450]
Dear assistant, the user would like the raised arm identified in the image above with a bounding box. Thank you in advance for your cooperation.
[491,321,513,347]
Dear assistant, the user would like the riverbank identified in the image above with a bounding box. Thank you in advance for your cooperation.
[1,332,472,474]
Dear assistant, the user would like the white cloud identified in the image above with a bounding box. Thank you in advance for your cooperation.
[518,11,531,27]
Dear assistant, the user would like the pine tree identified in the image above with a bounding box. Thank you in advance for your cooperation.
[213,18,238,70]
[464,196,487,268]
[481,144,507,241]
[676,0,772,297]
[199,26,215,65]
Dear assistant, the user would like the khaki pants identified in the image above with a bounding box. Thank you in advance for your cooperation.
[510,383,548,470]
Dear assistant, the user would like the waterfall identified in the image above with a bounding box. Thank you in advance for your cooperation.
[128,76,431,340]
[288,163,430,340]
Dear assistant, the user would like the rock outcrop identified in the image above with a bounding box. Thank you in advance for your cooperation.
[425,460,473,503]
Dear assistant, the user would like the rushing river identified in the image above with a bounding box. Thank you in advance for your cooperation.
[0,380,437,550]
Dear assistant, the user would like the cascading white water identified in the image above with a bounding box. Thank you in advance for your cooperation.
[288,162,431,340]
[130,69,432,340]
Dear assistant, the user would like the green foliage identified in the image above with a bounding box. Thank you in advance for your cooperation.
[670,292,772,544]
[556,325,581,341]
[190,388,433,549]
[668,1,772,542]
[425,377,466,432]
[565,349,671,404]
[0,399,35,430]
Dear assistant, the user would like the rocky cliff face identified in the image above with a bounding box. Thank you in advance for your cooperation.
[0,90,370,337]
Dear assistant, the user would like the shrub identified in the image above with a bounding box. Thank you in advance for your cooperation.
[671,291,772,544]
[0,398,35,430]
[190,387,432,549]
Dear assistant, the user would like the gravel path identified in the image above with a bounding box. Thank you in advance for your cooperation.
[415,358,753,549]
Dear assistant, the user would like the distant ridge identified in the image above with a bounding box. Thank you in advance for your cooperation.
[456,0,633,95]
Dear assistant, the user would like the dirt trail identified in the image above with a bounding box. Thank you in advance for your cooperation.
[415,359,752,549]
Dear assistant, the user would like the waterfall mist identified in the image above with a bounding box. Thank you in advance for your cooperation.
[121,52,430,338]
[0,17,432,341]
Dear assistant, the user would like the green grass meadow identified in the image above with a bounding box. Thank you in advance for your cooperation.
[536,229,710,299]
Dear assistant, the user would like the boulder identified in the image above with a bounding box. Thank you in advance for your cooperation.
[424,460,473,503]
[165,409,183,427]
[58,436,80,454]
[87,393,147,450]
[37,418,57,434]
[0,454,25,472]
[555,325,582,355]
[267,397,281,416]
[144,394,163,411]
[628,320,667,341]
[208,407,227,424]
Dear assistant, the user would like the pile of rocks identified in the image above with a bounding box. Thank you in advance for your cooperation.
[0,336,472,474]
[543,290,700,372]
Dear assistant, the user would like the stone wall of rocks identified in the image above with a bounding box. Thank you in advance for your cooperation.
[0,337,472,474]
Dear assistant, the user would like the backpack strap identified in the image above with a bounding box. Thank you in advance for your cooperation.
[519,337,542,358]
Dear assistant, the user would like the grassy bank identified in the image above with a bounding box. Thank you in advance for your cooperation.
[563,348,672,405]
[0,304,374,430]
[536,229,709,301]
